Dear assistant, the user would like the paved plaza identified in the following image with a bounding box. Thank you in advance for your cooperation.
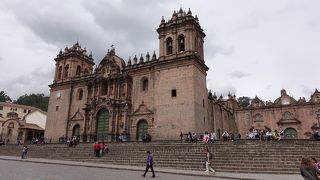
[0,159,226,180]
[0,156,302,180]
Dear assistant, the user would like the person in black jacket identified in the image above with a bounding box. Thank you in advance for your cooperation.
[300,157,319,180]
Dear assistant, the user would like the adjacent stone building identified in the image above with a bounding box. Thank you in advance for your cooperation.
[0,102,46,143]
[235,89,320,139]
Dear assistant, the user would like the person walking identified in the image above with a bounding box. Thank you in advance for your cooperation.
[142,151,155,178]
[21,145,29,159]
[204,147,215,174]
[180,132,183,142]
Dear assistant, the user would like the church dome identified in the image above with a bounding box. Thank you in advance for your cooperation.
[98,46,126,71]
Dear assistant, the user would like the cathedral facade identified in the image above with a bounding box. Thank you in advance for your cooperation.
[45,8,320,142]
[45,9,238,142]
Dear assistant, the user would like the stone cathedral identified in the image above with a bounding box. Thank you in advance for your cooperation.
[45,8,320,142]
[45,8,237,142]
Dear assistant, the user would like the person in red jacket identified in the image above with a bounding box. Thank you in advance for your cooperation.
[93,142,100,157]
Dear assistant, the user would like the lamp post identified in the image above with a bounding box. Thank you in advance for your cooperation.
[316,111,320,129]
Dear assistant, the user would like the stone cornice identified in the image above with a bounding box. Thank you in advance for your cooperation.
[235,102,320,112]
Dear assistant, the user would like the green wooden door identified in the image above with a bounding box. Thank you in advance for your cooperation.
[284,128,297,139]
[136,120,148,141]
[96,109,109,141]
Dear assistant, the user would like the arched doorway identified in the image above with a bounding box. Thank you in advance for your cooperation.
[96,109,109,141]
[136,120,148,141]
[7,129,12,138]
[17,131,23,140]
[72,124,80,138]
[284,128,297,139]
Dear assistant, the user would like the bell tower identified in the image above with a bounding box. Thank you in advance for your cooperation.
[53,42,94,83]
[46,42,95,141]
[152,8,209,139]
[157,8,206,63]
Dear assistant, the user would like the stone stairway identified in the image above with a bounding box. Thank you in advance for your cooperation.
[0,140,319,174]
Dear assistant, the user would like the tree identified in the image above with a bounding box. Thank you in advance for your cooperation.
[0,91,12,102]
[237,96,251,108]
[15,93,49,112]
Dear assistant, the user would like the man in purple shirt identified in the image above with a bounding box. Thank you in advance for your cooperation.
[142,151,155,178]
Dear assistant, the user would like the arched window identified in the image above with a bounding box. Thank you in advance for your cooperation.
[283,111,292,120]
[84,68,88,74]
[101,81,108,95]
[284,128,297,139]
[142,78,148,91]
[77,89,83,100]
[64,64,69,78]
[178,34,185,52]
[76,65,81,76]
[57,66,62,79]
[166,37,173,55]
[254,114,263,122]
[8,122,14,128]
[7,112,18,118]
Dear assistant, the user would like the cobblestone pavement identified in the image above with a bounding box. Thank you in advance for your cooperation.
[0,159,227,180]
[0,156,302,180]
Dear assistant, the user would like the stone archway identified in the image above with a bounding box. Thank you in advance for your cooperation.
[17,131,23,140]
[72,124,80,138]
[136,120,148,141]
[284,128,297,139]
[96,109,109,141]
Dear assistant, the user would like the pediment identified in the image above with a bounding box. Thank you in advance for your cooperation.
[132,103,153,116]
[274,95,297,106]
[71,111,84,121]
[277,118,301,125]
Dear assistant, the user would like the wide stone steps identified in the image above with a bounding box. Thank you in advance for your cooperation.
[1,140,319,174]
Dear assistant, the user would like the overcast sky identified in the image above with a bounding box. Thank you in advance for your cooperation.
[0,0,319,102]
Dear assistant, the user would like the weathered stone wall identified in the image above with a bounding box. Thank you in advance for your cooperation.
[153,64,196,139]
[235,104,320,139]
[45,87,71,141]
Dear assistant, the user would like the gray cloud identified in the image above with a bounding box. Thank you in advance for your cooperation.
[205,43,234,60]
[210,85,237,98]
[5,68,54,100]
[300,85,313,97]
[265,84,272,90]
[0,0,319,101]
[0,56,2,62]
[228,71,249,79]
[3,0,167,63]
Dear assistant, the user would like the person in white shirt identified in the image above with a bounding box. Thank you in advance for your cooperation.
[204,147,215,174]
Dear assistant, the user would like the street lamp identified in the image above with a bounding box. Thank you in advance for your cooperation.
[316,110,320,129]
